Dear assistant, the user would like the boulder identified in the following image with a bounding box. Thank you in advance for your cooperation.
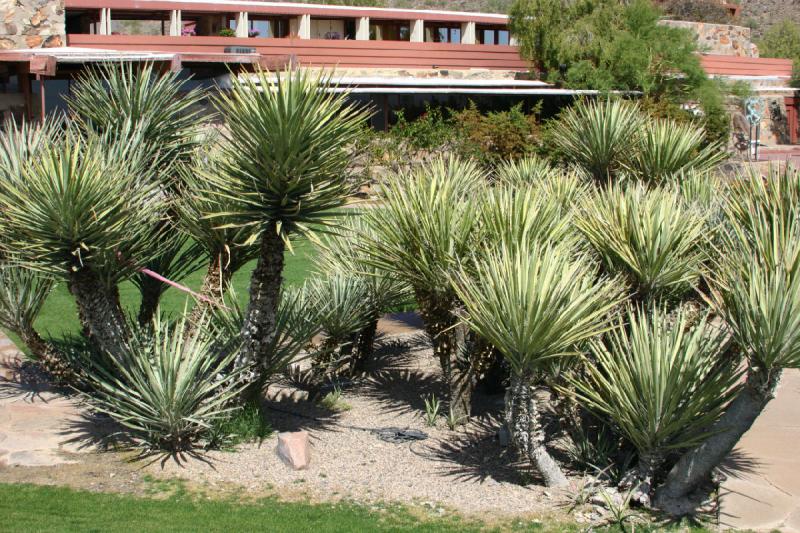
[276,431,310,470]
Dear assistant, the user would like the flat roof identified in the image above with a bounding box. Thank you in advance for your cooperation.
[65,0,510,23]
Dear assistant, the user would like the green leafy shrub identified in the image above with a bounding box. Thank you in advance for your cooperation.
[218,28,236,37]
[79,315,246,452]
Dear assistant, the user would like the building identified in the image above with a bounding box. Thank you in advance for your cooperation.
[0,0,796,143]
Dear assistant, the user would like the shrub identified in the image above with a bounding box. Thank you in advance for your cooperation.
[79,315,246,452]
[568,306,739,502]
[218,28,236,37]
[661,0,733,24]
[451,102,540,165]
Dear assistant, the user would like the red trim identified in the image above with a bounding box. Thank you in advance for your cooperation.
[64,0,509,23]
[65,34,529,70]
[787,97,799,145]
[700,54,794,78]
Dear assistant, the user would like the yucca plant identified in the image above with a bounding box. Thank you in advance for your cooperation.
[578,182,710,303]
[0,126,165,359]
[316,215,411,372]
[453,242,624,486]
[493,155,556,188]
[0,116,64,183]
[79,314,247,452]
[206,68,370,392]
[67,62,208,325]
[568,306,739,504]
[551,99,646,182]
[657,210,800,510]
[626,119,725,183]
[362,155,484,418]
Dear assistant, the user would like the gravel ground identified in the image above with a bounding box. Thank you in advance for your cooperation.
[150,333,570,519]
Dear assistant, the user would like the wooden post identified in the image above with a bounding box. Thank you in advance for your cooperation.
[19,64,32,122]
[37,74,45,123]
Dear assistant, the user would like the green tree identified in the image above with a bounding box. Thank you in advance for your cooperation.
[758,20,800,85]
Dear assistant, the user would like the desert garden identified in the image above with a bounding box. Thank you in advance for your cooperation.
[1,59,799,532]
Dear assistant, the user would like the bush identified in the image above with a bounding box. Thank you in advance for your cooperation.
[218,28,236,37]
[79,315,246,452]
[661,0,733,24]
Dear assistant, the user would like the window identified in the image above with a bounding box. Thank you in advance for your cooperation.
[477,25,510,45]
[370,20,410,41]
[425,23,461,43]
[249,16,290,38]
[109,10,169,36]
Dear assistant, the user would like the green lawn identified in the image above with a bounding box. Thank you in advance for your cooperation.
[0,483,521,533]
[31,239,317,342]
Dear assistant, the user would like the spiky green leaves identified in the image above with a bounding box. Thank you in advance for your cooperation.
[0,127,166,285]
[79,314,247,451]
[209,68,372,244]
[453,243,624,376]
[578,182,710,302]
[569,306,739,458]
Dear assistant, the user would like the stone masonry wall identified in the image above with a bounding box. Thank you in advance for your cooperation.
[659,20,758,57]
[0,0,66,50]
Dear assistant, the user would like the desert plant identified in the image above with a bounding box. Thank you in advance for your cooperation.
[656,170,800,511]
[208,68,369,393]
[551,99,646,182]
[492,155,557,188]
[319,385,351,412]
[568,306,739,504]
[578,182,710,303]
[446,405,468,430]
[0,126,165,359]
[453,242,624,486]
[362,155,484,419]
[423,394,441,427]
[626,119,726,183]
[79,314,247,452]
[315,215,411,373]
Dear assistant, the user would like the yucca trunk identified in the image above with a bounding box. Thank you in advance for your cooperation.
[188,255,234,329]
[655,367,782,514]
[506,373,569,487]
[68,268,129,360]
[350,317,379,375]
[417,293,475,420]
[237,224,285,393]
[137,277,162,326]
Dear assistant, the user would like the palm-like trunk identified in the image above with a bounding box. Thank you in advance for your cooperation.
[350,317,379,375]
[18,325,75,385]
[416,292,475,420]
[506,373,569,487]
[237,225,285,394]
[137,276,163,327]
[187,255,233,328]
[68,267,129,360]
[655,367,782,514]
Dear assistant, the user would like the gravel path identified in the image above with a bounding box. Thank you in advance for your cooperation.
[151,333,564,518]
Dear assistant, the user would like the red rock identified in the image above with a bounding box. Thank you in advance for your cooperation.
[276,431,310,470]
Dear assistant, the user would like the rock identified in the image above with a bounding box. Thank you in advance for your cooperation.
[590,487,624,509]
[276,431,310,470]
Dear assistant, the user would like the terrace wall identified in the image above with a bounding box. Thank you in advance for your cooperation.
[0,0,66,49]
[660,20,757,57]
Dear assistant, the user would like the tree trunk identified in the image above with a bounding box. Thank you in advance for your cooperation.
[15,324,74,385]
[350,318,379,375]
[187,256,232,330]
[68,268,129,360]
[655,367,782,514]
[416,293,475,420]
[136,276,162,327]
[237,225,285,394]
[506,372,569,487]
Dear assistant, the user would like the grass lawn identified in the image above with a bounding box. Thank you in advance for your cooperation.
[29,239,317,343]
[0,483,544,533]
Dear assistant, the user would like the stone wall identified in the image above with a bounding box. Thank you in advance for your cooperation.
[660,20,758,57]
[0,0,65,50]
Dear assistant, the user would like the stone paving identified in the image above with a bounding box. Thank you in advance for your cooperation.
[0,333,96,467]
[720,369,800,532]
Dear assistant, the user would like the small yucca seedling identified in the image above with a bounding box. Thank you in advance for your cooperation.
[422,394,441,427]
[319,385,351,412]
[446,405,468,430]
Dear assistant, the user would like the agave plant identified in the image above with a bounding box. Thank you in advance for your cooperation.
[206,68,370,391]
[551,98,646,182]
[656,176,800,510]
[452,242,624,486]
[362,155,484,418]
[0,125,166,359]
[569,306,739,503]
[316,215,411,372]
[493,155,556,188]
[578,182,711,303]
[626,119,726,183]
[79,314,247,452]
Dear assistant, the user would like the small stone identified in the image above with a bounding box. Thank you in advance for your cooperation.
[276,431,310,470]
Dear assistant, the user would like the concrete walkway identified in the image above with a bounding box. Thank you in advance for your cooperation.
[0,333,96,467]
[720,369,800,532]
